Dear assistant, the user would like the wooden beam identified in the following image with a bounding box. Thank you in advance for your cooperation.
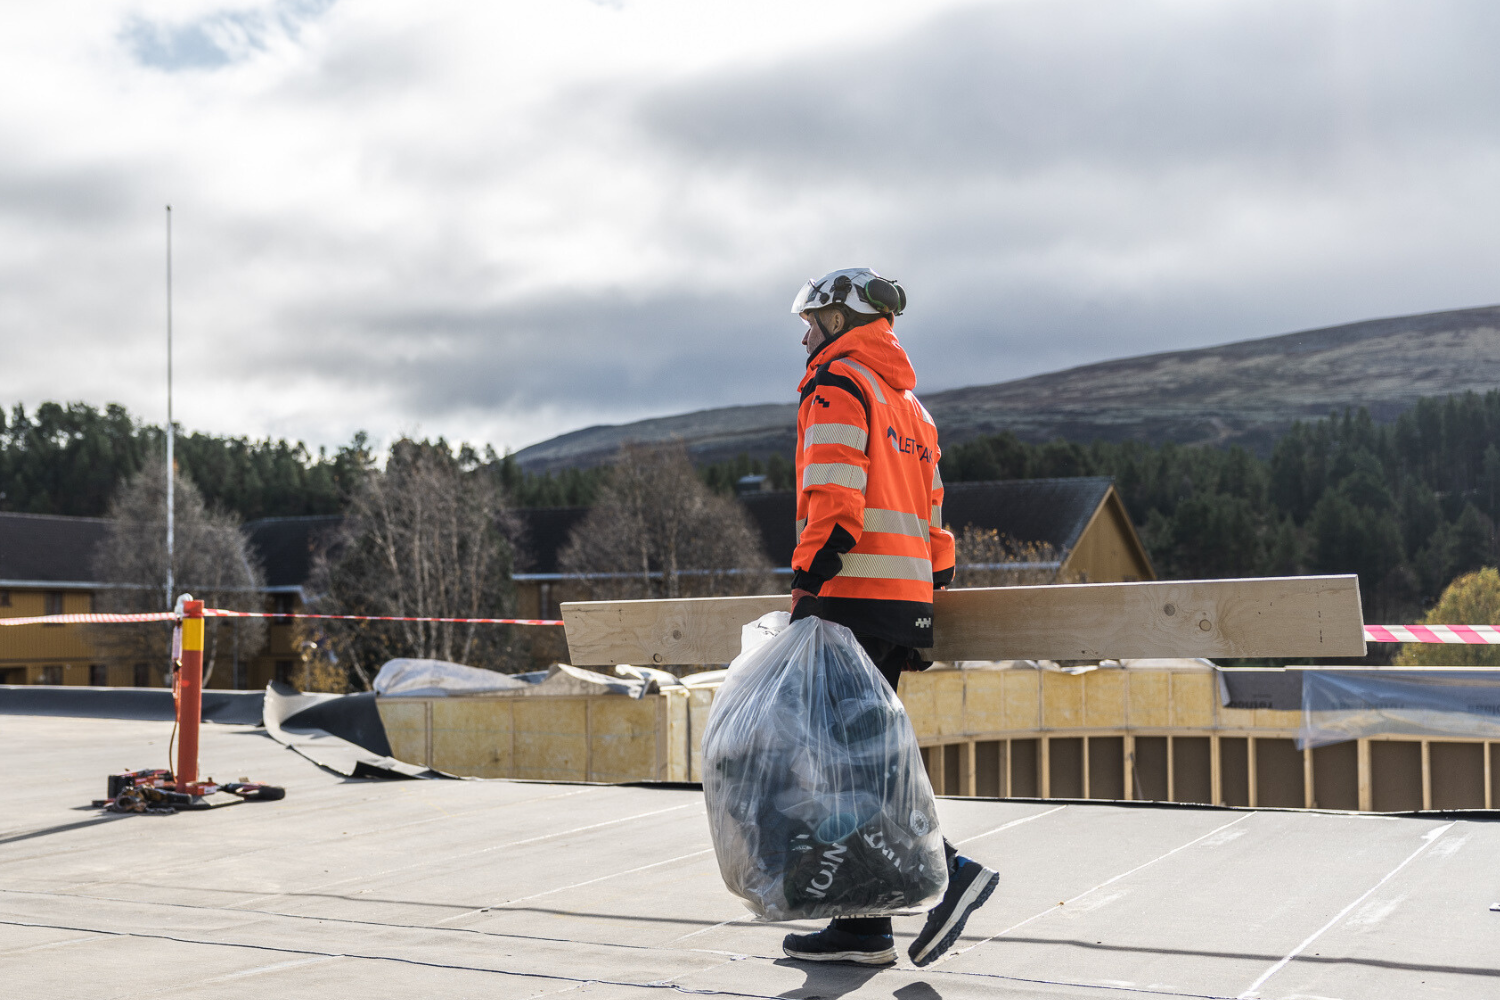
[560,575,1364,666]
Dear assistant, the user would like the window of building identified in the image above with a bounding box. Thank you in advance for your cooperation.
[89,664,108,686]
[43,591,64,625]
[39,665,63,685]
[133,663,151,687]
[0,590,10,607]
[274,659,294,684]
[0,667,25,685]
[272,593,296,625]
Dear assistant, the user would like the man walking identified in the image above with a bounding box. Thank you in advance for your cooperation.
[781,267,999,967]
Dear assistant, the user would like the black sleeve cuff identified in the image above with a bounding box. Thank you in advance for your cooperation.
[932,566,955,588]
[791,569,826,596]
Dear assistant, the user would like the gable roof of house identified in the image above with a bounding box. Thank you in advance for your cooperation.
[0,512,111,585]
[242,516,344,590]
[738,477,1123,568]
[943,477,1116,552]
[0,476,1140,590]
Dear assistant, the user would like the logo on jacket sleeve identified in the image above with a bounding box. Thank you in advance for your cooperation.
[887,426,932,462]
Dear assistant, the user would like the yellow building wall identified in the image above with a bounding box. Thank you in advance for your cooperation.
[1060,490,1154,583]
[0,589,103,685]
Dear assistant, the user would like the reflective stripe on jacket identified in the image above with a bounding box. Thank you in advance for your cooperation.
[792,317,956,648]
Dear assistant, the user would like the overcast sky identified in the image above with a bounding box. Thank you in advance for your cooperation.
[2,0,1499,455]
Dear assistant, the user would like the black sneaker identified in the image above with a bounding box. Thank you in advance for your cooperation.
[782,926,896,966]
[907,856,999,967]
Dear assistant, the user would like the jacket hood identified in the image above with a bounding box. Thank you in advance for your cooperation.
[799,317,916,393]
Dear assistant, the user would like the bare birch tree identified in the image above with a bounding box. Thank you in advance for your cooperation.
[559,443,773,600]
[307,440,517,687]
[90,460,266,684]
[950,526,1076,588]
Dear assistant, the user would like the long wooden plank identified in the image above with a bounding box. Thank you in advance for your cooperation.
[561,574,1365,665]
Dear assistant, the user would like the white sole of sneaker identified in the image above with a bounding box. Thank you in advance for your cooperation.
[909,867,999,967]
[782,946,897,965]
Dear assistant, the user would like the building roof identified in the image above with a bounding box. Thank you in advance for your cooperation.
[739,477,1120,568]
[0,511,111,585]
[0,477,1132,589]
[943,476,1116,551]
[242,516,344,590]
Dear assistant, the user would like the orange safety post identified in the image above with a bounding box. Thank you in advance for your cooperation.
[176,599,204,792]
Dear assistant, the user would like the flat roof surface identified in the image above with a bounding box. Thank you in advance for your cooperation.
[3,714,1497,999]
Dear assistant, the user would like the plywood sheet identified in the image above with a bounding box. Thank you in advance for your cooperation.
[1005,671,1041,730]
[930,670,968,737]
[561,575,1363,665]
[377,700,429,767]
[1084,671,1128,729]
[962,670,1007,735]
[1130,672,1170,728]
[512,698,588,782]
[432,698,514,778]
[688,688,714,782]
[1170,673,1216,729]
[896,672,938,740]
[1042,672,1084,728]
[588,698,659,782]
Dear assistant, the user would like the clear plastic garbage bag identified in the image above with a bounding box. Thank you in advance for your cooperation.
[701,612,948,921]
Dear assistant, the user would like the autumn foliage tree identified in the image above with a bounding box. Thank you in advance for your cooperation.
[1395,567,1500,667]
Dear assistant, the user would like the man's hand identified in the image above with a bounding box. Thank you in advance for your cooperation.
[790,588,821,622]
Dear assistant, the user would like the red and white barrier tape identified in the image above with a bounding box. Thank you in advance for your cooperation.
[0,609,561,627]
[1364,624,1500,644]
[0,611,181,627]
[203,610,564,626]
[1,612,1493,642]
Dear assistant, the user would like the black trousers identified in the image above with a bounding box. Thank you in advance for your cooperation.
[828,634,953,936]
[854,633,929,692]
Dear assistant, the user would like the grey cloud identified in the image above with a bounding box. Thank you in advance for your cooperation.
[15,0,1500,458]
[274,292,799,422]
[636,0,1500,185]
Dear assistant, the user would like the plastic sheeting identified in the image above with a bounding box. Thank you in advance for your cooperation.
[1299,669,1500,748]
[702,612,947,922]
[373,658,533,697]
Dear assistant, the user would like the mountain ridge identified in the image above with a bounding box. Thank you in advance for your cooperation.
[513,304,1500,471]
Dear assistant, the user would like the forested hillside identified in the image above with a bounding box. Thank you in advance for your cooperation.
[0,403,601,518]
[7,391,1500,622]
[941,391,1500,620]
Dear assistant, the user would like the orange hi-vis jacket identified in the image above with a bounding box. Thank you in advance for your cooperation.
[792,317,956,648]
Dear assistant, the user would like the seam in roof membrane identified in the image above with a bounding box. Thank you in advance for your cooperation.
[1237,822,1457,999]
[0,919,795,999]
[942,813,1256,965]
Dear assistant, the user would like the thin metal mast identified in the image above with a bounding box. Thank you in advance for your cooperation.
[165,205,174,610]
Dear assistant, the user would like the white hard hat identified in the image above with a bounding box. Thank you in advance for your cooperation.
[791,268,906,317]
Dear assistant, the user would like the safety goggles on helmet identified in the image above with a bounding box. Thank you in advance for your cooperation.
[791,268,906,317]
